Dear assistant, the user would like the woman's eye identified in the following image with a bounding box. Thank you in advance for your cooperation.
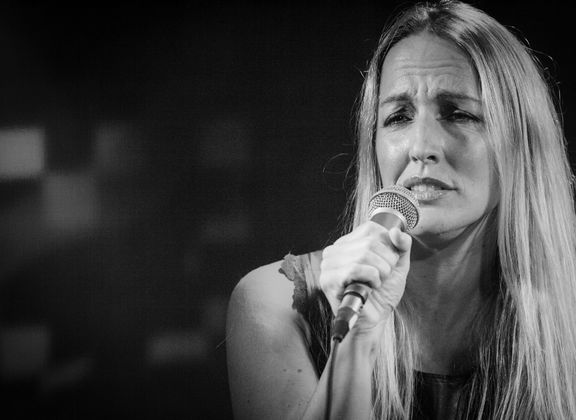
[383,112,411,127]
[444,110,481,123]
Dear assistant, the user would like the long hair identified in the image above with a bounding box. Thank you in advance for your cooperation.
[348,1,576,418]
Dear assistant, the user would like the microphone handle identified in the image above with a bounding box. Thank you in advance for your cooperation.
[332,283,371,341]
[331,210,405,341]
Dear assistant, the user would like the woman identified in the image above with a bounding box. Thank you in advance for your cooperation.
[226,1,576,418]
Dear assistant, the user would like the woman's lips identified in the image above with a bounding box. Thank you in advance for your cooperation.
[410,185,450,201]
[403,177,454,202]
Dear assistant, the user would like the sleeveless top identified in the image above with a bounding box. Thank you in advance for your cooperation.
[279,251,471,420]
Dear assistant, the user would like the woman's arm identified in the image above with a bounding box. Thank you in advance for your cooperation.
[226,261,378,420]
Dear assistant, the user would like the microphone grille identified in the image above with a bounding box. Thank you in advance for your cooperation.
[368,185,420,231]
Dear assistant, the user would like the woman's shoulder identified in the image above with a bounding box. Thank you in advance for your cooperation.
[230,251,322,311]
[226,254,325,419]
[227,252,322,342]
[229,259,293,312]
[227,259,299,340]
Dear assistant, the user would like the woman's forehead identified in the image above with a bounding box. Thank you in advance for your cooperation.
[379,33,480,101]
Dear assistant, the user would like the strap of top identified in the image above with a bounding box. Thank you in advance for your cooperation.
[279,251,333,375]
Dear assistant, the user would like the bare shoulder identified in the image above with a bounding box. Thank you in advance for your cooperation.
[227,260,299,339]
[226,260,319,420]
[230,260,293,309]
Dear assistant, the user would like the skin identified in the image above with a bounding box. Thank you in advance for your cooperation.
[375,32,499,373]
[226,32,500,420]
[376,33,499,244]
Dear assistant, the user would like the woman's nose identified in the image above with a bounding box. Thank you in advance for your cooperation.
[408,116,443,164]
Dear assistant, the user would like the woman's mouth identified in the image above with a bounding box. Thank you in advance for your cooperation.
[403,177,454,202]
[410,184,449,201]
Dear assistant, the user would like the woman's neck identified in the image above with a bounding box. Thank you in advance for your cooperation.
[404,213,498,374]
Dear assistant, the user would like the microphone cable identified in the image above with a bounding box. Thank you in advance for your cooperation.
[325,336,341,420]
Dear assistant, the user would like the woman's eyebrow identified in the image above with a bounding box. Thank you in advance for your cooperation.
[379,93,412,107]
[379,90,481,108]
[435,90,481,104]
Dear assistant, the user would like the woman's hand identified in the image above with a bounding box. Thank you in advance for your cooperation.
[319,221,412,342]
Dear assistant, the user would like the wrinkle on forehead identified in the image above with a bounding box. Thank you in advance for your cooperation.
[380,33,479,100]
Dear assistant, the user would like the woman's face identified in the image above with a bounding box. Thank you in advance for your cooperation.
[376,32,499,240]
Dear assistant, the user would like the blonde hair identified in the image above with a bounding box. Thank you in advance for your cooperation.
[349,1,576,418]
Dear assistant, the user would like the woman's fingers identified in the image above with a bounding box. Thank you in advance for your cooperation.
[333,221,392,245]
[320,263,381,297]
[321,242,384,290]
[388,227,412,254]
[319,263,382,316]
[319,221,413,322]
[387,227,412,271]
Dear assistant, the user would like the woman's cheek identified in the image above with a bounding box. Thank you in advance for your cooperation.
[376,136,409,186]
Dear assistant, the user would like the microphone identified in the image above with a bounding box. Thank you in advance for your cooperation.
[331,185,420,342]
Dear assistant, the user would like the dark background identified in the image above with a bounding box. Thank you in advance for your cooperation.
[0,1,573,419]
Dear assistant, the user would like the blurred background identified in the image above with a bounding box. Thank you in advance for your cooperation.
[0,1,573,418]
